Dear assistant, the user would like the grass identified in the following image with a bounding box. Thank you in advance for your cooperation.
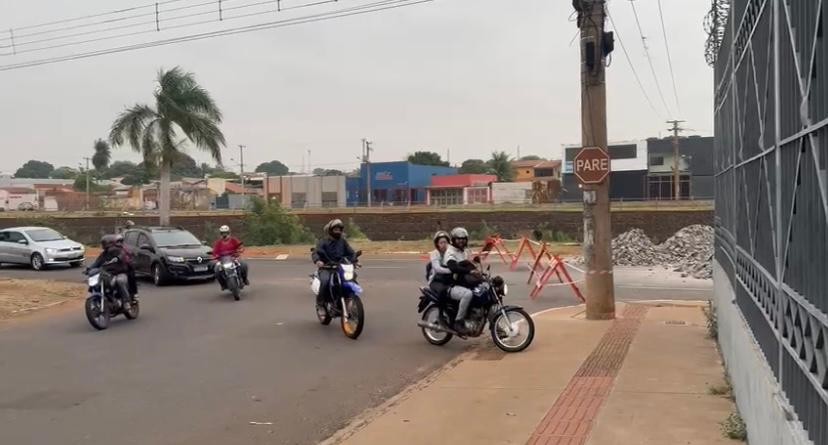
[0,278,84,320]
[720,412,747,441]
[708,381,733,399]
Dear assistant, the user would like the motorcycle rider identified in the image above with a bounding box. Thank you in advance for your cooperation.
[427,231,452,298]
[444,227,481,333]
[114,234,138,297]
[88,234,133,310]
[212,225,249,289]
[312,219,358,308]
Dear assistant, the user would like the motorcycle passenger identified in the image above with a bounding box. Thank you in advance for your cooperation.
[212,225,249,289]
[427,231,452,298]
[312,219,358,308]
[114,234,138,297]
[89,234,133,310]
[444,227,481,333]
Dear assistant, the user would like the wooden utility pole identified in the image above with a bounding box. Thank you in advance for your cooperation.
[575,0,615,320]
[667,120,685,200]
[238,145,246,204]
[362,138,373,207]
[83,157,91,211]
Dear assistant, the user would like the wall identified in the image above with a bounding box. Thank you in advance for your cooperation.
[0,209,712,245]
[491,182,533,204]
[264,175,346,208]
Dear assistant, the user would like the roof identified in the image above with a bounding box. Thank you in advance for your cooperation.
[0,226,56,231]
[224,182,262,195]
[511,160,562,169]
[0,187,37,194]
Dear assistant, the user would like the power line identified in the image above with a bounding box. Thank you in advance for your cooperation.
[0,0,433,71]
[656,0,680,113]
[628,0,673,118]
[606,7,662,119]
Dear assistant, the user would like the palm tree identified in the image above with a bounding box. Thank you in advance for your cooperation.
[92,139,112,172]
[488,151,515,182]
[110,67,225,225]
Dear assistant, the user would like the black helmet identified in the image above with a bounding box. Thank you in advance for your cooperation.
[325,219,345,235]
[100,234,118,249]
[433,231,450,247]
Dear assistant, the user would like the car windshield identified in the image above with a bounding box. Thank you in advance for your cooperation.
[152,230,201,247]
[25,228,65,242]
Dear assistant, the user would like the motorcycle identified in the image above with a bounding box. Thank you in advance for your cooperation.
[84,268,139,330]
[416,265,535,352]
[310,250,365,339]
[217,255,244,301]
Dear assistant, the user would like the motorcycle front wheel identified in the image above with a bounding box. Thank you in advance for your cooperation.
[227,277,241,301]
[340,297,365,340]
[421,305,452,346]
[490,308,535,352]
[85,296,110,330]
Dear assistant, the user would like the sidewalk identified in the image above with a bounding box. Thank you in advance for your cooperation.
[321,302,736,445]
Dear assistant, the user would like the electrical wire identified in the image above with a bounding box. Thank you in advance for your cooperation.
[656,0,680,113]
[0,0,434,71]
[628,0,673,118]
[606,8,663,119]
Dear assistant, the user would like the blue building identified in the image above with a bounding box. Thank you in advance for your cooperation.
[346,161,457,206]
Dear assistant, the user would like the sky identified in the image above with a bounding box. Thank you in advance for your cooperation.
[0,0,713,175]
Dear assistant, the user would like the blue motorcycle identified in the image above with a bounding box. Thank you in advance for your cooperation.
[310,250,365,339]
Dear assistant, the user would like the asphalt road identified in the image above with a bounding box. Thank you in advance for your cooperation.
[0,258,711,445]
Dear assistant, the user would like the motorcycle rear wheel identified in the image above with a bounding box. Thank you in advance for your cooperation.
[340,297,364,340]
[85,296,110,330]
[421,305,452,346]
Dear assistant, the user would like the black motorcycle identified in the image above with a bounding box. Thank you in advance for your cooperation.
[417,266,534,352]
[310,250,365,340]
[217,255,244,301]
[84,268,139,330]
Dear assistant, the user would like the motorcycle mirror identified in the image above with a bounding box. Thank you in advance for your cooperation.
[310,247,316,253]
[355,250,363,258]
[472,256,481,263]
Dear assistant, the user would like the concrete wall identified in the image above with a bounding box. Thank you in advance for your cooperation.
[264,175,346,208]
[491,182,533,204]
[713,261,813,445]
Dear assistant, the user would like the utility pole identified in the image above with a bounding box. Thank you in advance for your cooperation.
[667,120,685,200]
[83,157,91,211]
[362,138,373,207]
[307,149,312,174]
[238,145,246,204]
[575,0,615,320]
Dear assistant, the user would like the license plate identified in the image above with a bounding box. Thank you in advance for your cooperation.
[194,265,209,272]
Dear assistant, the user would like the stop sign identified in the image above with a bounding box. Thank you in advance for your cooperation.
[574,146,610,184]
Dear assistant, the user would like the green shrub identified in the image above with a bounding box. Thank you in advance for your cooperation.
[720,412,747,441]
[244,198,314,245]
[347,218,368,240]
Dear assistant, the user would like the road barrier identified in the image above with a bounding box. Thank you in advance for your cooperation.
[511,237,585,302]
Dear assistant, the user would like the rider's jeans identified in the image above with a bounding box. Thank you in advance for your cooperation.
[449,286,474,322]
[111,273,131,302]
[316,269,333,305]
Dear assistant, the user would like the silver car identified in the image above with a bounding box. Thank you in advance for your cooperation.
[0,226,86,270]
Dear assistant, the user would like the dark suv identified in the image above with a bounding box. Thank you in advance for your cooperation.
[123,227,215,286]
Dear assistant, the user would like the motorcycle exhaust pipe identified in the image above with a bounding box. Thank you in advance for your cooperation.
[417,321,457,335]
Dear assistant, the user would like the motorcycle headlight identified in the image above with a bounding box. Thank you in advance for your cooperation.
[222,262,236,269]
[167,256,185,263]
[502,284,509,296]
[45,248,57,254]
[88,274,100,287]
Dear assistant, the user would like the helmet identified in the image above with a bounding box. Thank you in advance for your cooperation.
[219,225,231,234]
[433,231,450,247]
[114,234,124,245]
[450,227,469,240]
[100,234,118,249]
[124,220,135,227]
[326,219,344,235]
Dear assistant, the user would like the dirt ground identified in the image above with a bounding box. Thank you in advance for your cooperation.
[86,240,582,258]
[0,278,84,320]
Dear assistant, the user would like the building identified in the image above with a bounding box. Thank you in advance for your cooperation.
[0,187,39,211]
[491,182,534,205]
[646,136,714,200]
[263,175,347,208]
[712,2,826,443]
[426,174,497,206]
[511,159,562,182]
[561,141,648,202]
[347,162,457,206]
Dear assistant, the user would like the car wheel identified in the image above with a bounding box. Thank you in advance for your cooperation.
[152,263,170,286]
[31,253,45,271]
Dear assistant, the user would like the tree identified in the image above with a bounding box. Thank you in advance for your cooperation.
[312,168,345,176]
[73,173,108,192]
[459,159,490,174]
[110,67,225,225]
[519,155,543,161]
[15,160,54,178]
[170,152,201,179]
[50,166,79,179]
[103,161,140,178]
[407,151,449,167]
[92,139,112,172]
[488,151,515,182]
[207,170,240,180]
[255,160,289,176]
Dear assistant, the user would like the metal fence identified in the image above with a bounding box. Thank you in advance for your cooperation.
[713,0,827,443]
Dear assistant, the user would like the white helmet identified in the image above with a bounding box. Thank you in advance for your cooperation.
[219,225,231,234]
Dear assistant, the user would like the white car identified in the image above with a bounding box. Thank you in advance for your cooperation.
[0,226,85,270]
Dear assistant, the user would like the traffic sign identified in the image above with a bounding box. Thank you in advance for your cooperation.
[574,146,610,184]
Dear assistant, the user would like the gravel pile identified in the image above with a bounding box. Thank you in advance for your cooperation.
[574,225,714,279]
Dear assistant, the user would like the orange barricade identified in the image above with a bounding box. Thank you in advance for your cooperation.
[477,234,511,266]
[524,240,585,302]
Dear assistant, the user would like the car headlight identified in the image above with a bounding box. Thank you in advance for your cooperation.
[167,256,185,263]
[45,248,57,254]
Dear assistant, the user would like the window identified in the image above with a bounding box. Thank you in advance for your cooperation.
[0,232,7,242]
[321,192,338,208]
[137,233,150,248]
[124,231,140,246]
[5,232,25,243]
[430,189,463,206]
[25,228,63,242]
[609,144,637,159]
[467,188,489,204]
[291,192,307,208]
[150,230,200,247]
[650,156,664,166]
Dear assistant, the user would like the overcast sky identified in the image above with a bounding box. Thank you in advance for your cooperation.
[0,0,713,175]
